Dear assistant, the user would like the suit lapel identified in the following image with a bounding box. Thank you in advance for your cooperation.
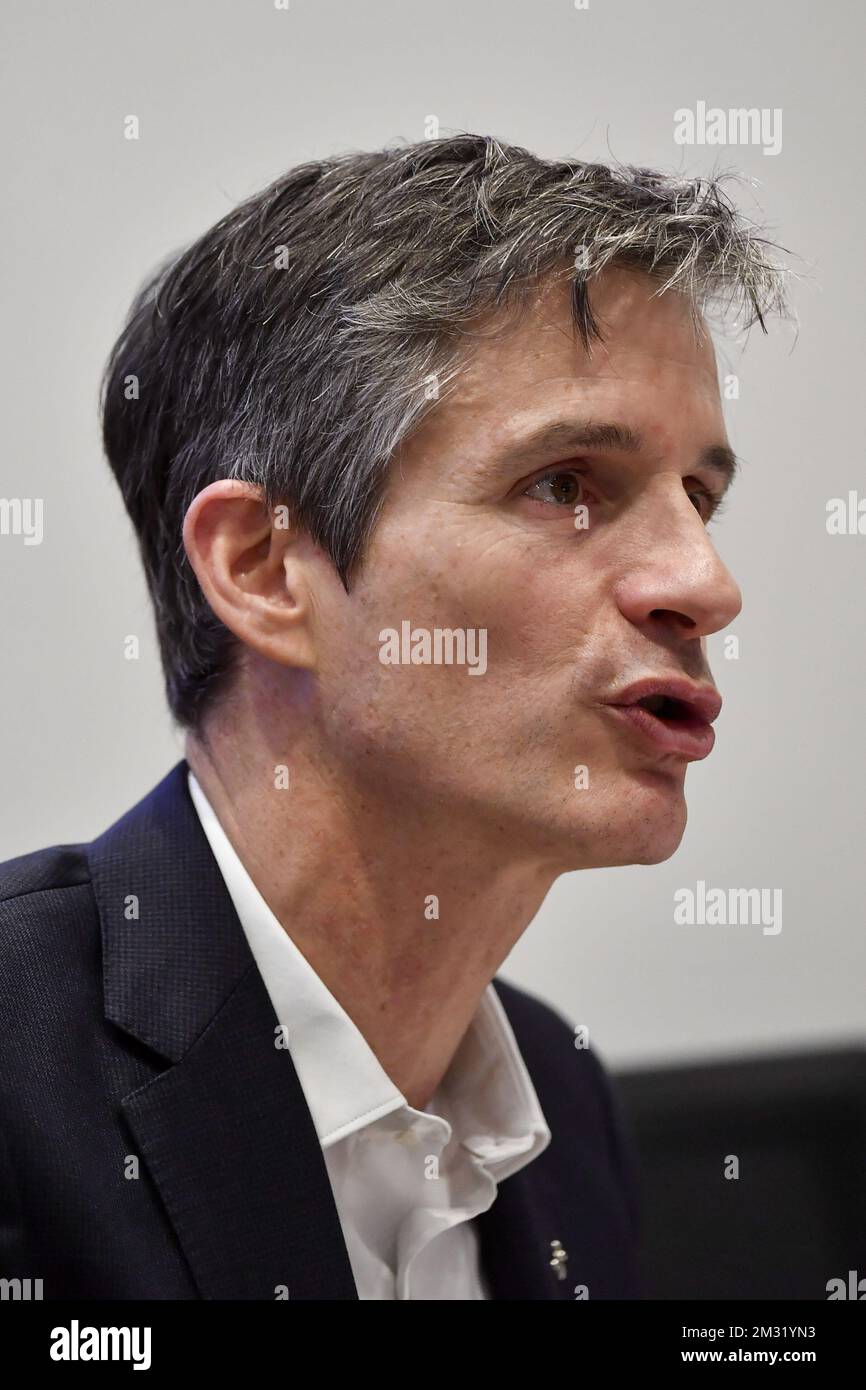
[473,993,581,1303]
[121,961,358,1299]
[474,1168,575,1300]
[88,760,358,1300]
[478,979,614,1301]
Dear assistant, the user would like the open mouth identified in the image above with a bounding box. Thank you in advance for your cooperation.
[604,690,717,759]
[603,677,721,759]
[633,694,695,722]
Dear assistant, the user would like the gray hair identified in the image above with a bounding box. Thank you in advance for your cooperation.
[100,132,790,731]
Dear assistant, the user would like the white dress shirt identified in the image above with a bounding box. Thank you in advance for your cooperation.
[187,770,551,1300]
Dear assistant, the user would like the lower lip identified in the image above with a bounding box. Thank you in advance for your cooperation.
[603,703,716,760]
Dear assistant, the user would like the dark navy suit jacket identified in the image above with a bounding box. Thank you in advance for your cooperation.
[0,761,641,1299]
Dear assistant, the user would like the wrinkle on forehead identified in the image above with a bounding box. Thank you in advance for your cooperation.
[461,266,717,381]
[395,265,725,477]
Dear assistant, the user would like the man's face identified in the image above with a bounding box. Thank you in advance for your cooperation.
[312,266,742,871]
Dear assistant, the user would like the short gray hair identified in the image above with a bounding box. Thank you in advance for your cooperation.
[100,133,790,730]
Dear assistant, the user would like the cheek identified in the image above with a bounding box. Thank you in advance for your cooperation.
[473,548,599,681]
[349,517,602,711]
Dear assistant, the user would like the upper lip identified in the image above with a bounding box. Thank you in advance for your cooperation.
[604,676,723,724]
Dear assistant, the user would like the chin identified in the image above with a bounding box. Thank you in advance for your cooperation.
[565,771,688,868]
[621,794,689,864]
[629,835,686,865]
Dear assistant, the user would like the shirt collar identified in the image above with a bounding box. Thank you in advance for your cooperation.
[187,770,551,1170]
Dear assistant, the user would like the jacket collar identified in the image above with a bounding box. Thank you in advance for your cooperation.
[86,760,569,1300]
[88,760,358,1298]
[90,760,252,1063]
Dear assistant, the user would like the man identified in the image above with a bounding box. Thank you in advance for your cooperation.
[0,135,788,1299]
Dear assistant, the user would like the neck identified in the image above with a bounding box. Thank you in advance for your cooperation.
[185,715,555,1111]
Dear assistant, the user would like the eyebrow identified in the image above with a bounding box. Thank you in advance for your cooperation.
[495,419,739,490]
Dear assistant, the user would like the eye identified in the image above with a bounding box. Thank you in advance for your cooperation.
[688,485,728,524]
[522,468,590,508]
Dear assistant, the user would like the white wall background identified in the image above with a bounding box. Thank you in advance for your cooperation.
[1,0,863,1069]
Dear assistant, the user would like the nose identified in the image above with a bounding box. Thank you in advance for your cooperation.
[613,483,743,640]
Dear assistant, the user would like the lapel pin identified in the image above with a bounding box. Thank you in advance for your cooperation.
[549,1239,568,1281]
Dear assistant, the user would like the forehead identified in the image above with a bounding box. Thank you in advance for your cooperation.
[422,266,725,461]
[468,265,719,381]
